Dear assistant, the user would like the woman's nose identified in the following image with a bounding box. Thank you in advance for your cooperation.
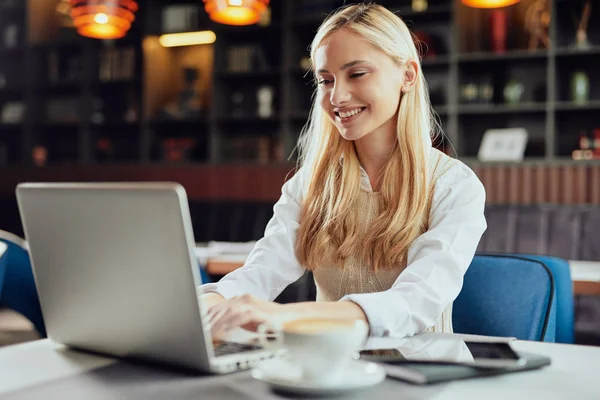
[330,82,352,106]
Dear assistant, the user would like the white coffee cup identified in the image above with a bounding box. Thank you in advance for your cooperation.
[258,318,368,385]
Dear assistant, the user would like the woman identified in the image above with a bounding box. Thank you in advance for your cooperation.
[200,3,487,338]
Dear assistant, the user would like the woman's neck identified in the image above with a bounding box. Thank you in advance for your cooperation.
[353,124,397,191]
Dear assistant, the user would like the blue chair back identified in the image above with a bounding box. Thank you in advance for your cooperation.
[453,254,556,342]
[0,232,46,337]
[510,254,574,344]
[0,242,7,293]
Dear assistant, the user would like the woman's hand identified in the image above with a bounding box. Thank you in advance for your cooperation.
[205,294,284,337]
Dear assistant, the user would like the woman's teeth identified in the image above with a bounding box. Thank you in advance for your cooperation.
[338,107,364,118]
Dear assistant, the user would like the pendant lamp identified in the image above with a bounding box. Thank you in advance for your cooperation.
[70,0,139,39]
[461,0,519,8]
[203,0,270,26]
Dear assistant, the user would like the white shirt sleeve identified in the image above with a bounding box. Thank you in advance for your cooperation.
[199,172,306,301]
[341,161,487,338]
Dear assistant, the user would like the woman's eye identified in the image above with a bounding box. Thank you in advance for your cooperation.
[350,72,366,78]
[318,78,333,85]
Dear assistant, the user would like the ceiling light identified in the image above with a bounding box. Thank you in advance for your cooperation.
[70,0,138,39]
[203,0,269,26]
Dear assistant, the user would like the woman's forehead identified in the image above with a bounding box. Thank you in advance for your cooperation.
[314,30,384,70]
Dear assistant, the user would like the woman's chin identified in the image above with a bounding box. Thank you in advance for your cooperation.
[338,128,366,142]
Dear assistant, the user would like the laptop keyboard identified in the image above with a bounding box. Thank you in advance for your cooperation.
[213,341,263,357]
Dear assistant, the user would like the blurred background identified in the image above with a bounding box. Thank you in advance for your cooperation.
[0,0,598,345]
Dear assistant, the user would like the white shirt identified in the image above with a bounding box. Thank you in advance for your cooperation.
[200,151,487,338]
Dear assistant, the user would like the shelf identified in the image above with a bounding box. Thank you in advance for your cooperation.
[433,106,449,116]
[552,158,600,165]
[0,5,26,13]
[461,157,550,165]
[42,121,81,129]
[290,110,310,120]
[458,50,548,63]
[38,80,82,91]
[421,56,451,67]
[458,103,547,115]
[555,101,600,111]
[0,123,22,131]
[211,23,282,35]
[217,116,280,123]
[463,157,600,166]
[555,47,600,58]
[91,78,142,87]
[216,70,282,79]
[150,119,207,127]
[31,41,83,51]
[0,47,23,58]
[91,121,140,128]
[0,85,24,94]
[0,5,25,10]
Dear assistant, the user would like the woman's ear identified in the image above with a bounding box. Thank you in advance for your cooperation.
[401,60,419,93]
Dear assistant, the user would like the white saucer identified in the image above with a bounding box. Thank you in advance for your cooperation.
[251,358,386,396]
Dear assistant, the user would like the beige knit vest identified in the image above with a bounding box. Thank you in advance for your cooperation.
[313,149,456,334]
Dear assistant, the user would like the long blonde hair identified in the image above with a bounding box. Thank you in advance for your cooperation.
[295,3,440,271]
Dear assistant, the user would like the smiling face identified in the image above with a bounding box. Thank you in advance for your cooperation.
[313,28,406,143]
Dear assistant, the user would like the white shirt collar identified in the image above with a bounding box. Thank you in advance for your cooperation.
[338,156,374,192]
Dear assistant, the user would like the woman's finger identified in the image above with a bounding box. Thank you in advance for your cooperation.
[205,295,247,327]
[205,303,231,328]
[223,310,266,333]
[211,305,262,336]
[209,304,247,335]
[205,297,236,320]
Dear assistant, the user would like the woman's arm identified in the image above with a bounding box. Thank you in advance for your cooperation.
[205,293,367,335]
[340,162,487,338]
[199,171,306,302]
[281,299,367,322]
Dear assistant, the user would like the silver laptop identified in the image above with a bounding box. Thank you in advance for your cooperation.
[16,182,275,374]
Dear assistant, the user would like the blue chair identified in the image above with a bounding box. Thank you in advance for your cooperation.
[453,254,556,342]
[0,230,46,337]
[0,242,7,288]
[510,254,574,344]
[200,265,211,284]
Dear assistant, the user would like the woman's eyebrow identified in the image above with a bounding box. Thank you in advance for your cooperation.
[317,60,369,74]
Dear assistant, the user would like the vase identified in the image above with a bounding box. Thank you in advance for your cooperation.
[570,71,590,104]
[490,10,507,53]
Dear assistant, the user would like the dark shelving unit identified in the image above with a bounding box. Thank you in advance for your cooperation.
[458,103,548,114]
[209,0,600,163]
[0,0,599,167]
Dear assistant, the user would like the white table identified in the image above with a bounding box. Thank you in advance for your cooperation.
[0,336,599,399]
[570,260,600,296]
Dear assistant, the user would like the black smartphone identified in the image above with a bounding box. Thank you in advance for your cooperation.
[359,340,526,369]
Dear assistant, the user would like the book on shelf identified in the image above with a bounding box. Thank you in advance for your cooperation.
[99,47,136,82]
[226,45,270,73]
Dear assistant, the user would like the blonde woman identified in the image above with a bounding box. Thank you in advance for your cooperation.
[201,3,487,339]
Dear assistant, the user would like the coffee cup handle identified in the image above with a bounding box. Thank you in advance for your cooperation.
[256,322,283,349]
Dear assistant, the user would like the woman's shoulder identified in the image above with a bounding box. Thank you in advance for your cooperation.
[282,166,309,202]
[427,148,482,189]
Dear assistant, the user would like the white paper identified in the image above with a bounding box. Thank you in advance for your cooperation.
[478,128,528,162]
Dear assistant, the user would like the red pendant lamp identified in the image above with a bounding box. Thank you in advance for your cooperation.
[461,0,519,7]
[203,0,270,26]
[70,0,138,39]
